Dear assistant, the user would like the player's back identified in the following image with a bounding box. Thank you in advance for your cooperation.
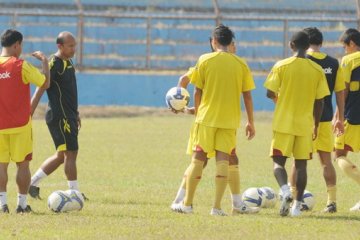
[271,56,327,136]
[192,52,251,129]
[306,52,342,122]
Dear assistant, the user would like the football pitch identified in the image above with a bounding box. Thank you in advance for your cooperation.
[1,114,360,239]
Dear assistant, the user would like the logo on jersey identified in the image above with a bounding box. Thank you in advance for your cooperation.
[323,67,332,74]
[0,71,10,79]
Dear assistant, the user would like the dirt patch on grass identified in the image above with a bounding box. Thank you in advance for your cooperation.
[32,104,172,119]
[33,104,273,121]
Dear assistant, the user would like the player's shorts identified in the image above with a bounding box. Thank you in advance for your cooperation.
[0,123,33,163]
[192,123,236,155]
[270,131,313,160]
[186,123,215,158]
[335,121,360,152]
[314,121,334,153]
[47,118,79,152]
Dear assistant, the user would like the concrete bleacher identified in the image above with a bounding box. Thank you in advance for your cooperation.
[2,0,356,109]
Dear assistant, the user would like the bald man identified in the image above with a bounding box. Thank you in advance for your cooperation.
[30,32,87,200]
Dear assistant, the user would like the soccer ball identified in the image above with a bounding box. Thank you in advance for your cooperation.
[48,190,84,212]
[259,187,277,208]
[165,87,190,111]
[278,188,315,211]
[242,187,264,207]
[301,190,315,210]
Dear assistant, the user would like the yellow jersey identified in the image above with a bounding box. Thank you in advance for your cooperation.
[190,51,255,129]
[340,51,360,124]
[264,56,329,136]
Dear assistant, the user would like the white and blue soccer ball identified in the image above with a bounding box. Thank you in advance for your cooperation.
[259,187,277,208]
[301,190,315,210]
[165,87,190,111]
[242,187,264,207]
[278,188,315,211]
[48,190,84,212]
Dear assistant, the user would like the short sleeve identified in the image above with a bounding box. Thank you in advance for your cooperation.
[340,57,352,84]
[264,65,281,93]
[21,61,45,87]
[334,67,346,92]
[190,62,204,89]
[242,64,256,92]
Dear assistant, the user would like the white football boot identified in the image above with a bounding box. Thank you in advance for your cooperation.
[210,208,227,216]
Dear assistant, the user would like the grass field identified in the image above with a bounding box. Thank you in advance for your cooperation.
[1,113,360,239]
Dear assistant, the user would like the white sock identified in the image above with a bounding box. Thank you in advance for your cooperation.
[68,180,79,191]
[173,187,185,204]
[232,194,242,208]
[0,192,7,206]
[280,184,291,196]
[17,193,27,209]
[30,168,47,187]
[293,200,301,209]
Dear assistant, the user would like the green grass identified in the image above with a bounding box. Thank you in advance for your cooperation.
[1,115,360,239]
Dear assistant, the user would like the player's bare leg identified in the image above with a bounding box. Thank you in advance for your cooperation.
[29,152,65,199]
[16,160,32,213]
[64,150,78,189]
[0,163,9,213]
[273,156,292,216]
[290,160,307,217]
[336,149,360,211]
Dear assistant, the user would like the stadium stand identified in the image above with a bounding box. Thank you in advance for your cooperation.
[0,0,358,109]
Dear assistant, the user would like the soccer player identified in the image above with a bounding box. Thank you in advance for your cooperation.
[171,41,260,214]
[171,40,258,215]
[264,31,329,217]
[335,28,360,211]
[29,32,87,200]
[171,24,256,216]
[0,29,50,213]
[288,27,345,213]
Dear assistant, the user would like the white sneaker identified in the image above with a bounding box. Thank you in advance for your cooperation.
[210,208,227,216]
[171,202,193,214]
[280,193,293,217]
[290,205,301,217]
[350,201,360,212]
[232,203,260,215]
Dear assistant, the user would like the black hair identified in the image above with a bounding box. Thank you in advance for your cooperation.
[56,36,64,44]
[290,31,309,50]
[340,28,360,47]
[212,24,234,46]
[303,27,323,45]
[1,29,23,47]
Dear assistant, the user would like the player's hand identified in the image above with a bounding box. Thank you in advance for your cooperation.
[245,122,255,140]
[313,125,318,140]
[333,119,344,137]
[31,51,47,61]
[77,115,82,131]
[169,107,184,114]
[184,106,195,115]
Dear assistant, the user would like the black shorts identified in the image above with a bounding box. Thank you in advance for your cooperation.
[47,118,79,151]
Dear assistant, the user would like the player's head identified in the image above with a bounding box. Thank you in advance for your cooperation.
[56,31,76,59]
[1,29,23,58]
[209,37,237,53]
[289,31,309,52]
[340,28,360,54]
[303,27,323,46]
[211,24,234,50]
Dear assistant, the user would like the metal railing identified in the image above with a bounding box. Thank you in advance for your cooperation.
[0,7,358,70]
